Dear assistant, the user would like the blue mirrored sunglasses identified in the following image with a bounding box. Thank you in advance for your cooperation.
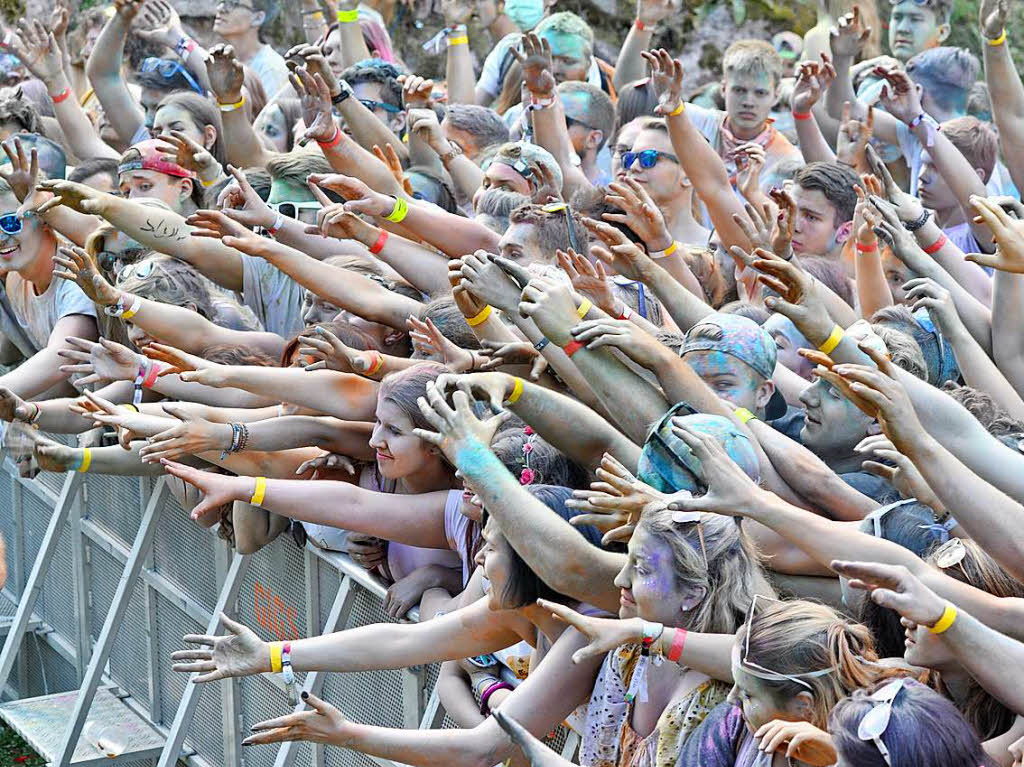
[622,149,679,170]
[0,212,22,236]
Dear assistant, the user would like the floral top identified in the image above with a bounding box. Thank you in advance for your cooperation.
[581,644,729,767]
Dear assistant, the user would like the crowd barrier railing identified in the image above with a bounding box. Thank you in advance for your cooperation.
[0,450,580,767]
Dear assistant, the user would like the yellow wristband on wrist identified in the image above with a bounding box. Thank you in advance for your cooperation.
[929,602,957,634]
[119,404,139,413]
[384,196,409,223]
[734,407,757,424]
[76,447,92,473]
[466,304,492,326]
[667,102,685,117]
[200,176,219,188]
[818,325,844,356]
[506,376,524,405]
[337,8,359,22]
[576,298,593,319]
[987,29,1007,46]
[217,95,246,113]
[447,35,468,45]
[250,476,267,507]
[269,641,283,672]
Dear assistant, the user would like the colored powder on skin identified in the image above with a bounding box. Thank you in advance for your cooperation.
[454,436,502,482]
[561,91,591,123]
[541,30,586,61]
[643,545,675,596]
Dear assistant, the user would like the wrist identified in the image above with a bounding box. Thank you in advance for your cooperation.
[647,232,673,252]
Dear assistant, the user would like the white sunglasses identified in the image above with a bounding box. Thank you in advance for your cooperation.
[740,595,837,692]
[857,678,908,766]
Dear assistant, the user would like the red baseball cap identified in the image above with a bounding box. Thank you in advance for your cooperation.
[117,138,195,179]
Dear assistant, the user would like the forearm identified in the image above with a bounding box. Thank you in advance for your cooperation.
[262,242,421,328]
[335,100,407,161]
[45,72,119,161]
[992,270,1024,392]
[902,433,1024,581]
[220,108,274,170]
[942,609,1024,715]
[445,31,475,105]
[444,153,485,203]
[946,324,1024,421]
[398,201,501,258]
[508,376,641,471]
[100,197,243,290]
[240,416,374,457]
[531,101,592,199]
[40,207,103,247]
[655,628,734,683]
[612,24,653,91]
[667,110,750,251]
[320,128,405,197]
[824,54,861,121]
[336,16,371,69]
[218,366,378,420]
[642,262,714,332]
[349,224,451,296]
[985,39,1024,192]
[854,243,894,318]
[0,346,75,400]
[84,15,145,144]
[794,112,837,164]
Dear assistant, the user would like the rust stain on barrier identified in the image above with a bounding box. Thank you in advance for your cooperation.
[252,580,301,640]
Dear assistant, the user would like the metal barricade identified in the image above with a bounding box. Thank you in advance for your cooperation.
[0,452,580,767]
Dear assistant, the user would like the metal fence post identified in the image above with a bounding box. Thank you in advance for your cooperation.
[0,471,82,694]
[53,476,171,767]
[69,484,90,679]
[156,551,249,767]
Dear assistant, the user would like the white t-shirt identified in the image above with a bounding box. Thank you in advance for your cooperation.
[239,254,305,338]
[249,44,290,100]
[0,273,96,356]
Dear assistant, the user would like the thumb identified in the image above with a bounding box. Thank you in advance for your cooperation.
[300,691,331,714]
[218,611,248,636]
[162,403,191,422]
[571,644,607,664]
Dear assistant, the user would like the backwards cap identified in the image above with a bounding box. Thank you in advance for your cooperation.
[117,139,195,180]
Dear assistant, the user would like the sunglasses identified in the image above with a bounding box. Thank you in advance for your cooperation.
[98,248,149,276]
[269,200,322,219]
[740,595,837,692]
[857,678,908,766]
[622,149,678,170]
[0,212,22,236]
[358,99,401,114]
[139,58,205,96]
[565,115,598,132]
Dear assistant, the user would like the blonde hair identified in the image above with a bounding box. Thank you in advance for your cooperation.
[723,40,784,87]
[637,509,768,635]
[738,599,888,729]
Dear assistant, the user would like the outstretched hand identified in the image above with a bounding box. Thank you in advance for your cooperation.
[412,383,508,466]
[829,559,949,628]
[566,453,668,544]
[170,611,271,682]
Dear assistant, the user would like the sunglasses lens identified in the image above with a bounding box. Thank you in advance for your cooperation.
[858,700,892,740]
[640,151,659,169]
[622,153,636,168]
[280,203,298,219]
[0,214,21,234]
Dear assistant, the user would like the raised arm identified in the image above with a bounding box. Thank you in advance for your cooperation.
[84,0,147,146]
[205,44,274,170]
[980,0,1024,192]
[612,0,678,91]
[0,314,97,399]
[791,59,838,165]
[414,385,627,613]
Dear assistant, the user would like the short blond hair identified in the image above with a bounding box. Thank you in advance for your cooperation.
[723,40,783,87]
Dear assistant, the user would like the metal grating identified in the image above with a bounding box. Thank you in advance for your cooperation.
[151,496,219,612]
[84,474,142,548]
[22,631,79,697]
[39,515,76,643]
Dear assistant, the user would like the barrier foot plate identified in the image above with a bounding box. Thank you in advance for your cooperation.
[0,686,165,766]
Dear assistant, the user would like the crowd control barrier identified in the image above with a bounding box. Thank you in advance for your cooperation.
[0,449,580,766]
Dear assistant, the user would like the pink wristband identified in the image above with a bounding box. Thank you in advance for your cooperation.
[142,363,160,389]
[317,127,343,148]
[51,87,71,104]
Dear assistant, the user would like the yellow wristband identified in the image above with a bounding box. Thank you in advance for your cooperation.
[384,196,409,223]
[119,403,139,413]
[250,476,267,507]
[576,298,593,319]
[667,102,685,117]
[987,29,1007,46]
[506,376,524,405]
[217,95,246,113]
[734,407,757,424]
[466,304,492,326]
[337,8,359,22]
[929,602,957,634]
[818,325,844,356]
[269,641,283,672]
[200,177,220,188]
[447,35,469,46]
[76,447,92,473]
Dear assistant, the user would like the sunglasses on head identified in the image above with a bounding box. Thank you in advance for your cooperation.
[622,149,678,170]
[0,212,22,236]
[858,678,909,766]
[139,58,205,96]
[269,200,322,219]
[358,99,401,114]
[740,595,837,692]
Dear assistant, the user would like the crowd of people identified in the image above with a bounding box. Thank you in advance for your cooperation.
[0,0,1023,763]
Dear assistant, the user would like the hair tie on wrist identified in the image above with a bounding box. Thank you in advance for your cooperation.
[250,476,267,506]
[818,325,844,356]
[466,304,492,326]
[369,229,389,255]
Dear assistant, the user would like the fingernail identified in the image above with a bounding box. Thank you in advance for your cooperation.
[301,691,309,700]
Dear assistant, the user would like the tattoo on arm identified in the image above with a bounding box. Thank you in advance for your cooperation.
[141,218,188,242]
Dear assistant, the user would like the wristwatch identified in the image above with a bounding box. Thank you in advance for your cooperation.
[331,81,353,106]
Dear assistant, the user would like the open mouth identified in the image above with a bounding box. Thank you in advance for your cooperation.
[0,243,18,258]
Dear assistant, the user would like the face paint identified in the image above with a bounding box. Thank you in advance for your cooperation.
[685,349,764,414]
